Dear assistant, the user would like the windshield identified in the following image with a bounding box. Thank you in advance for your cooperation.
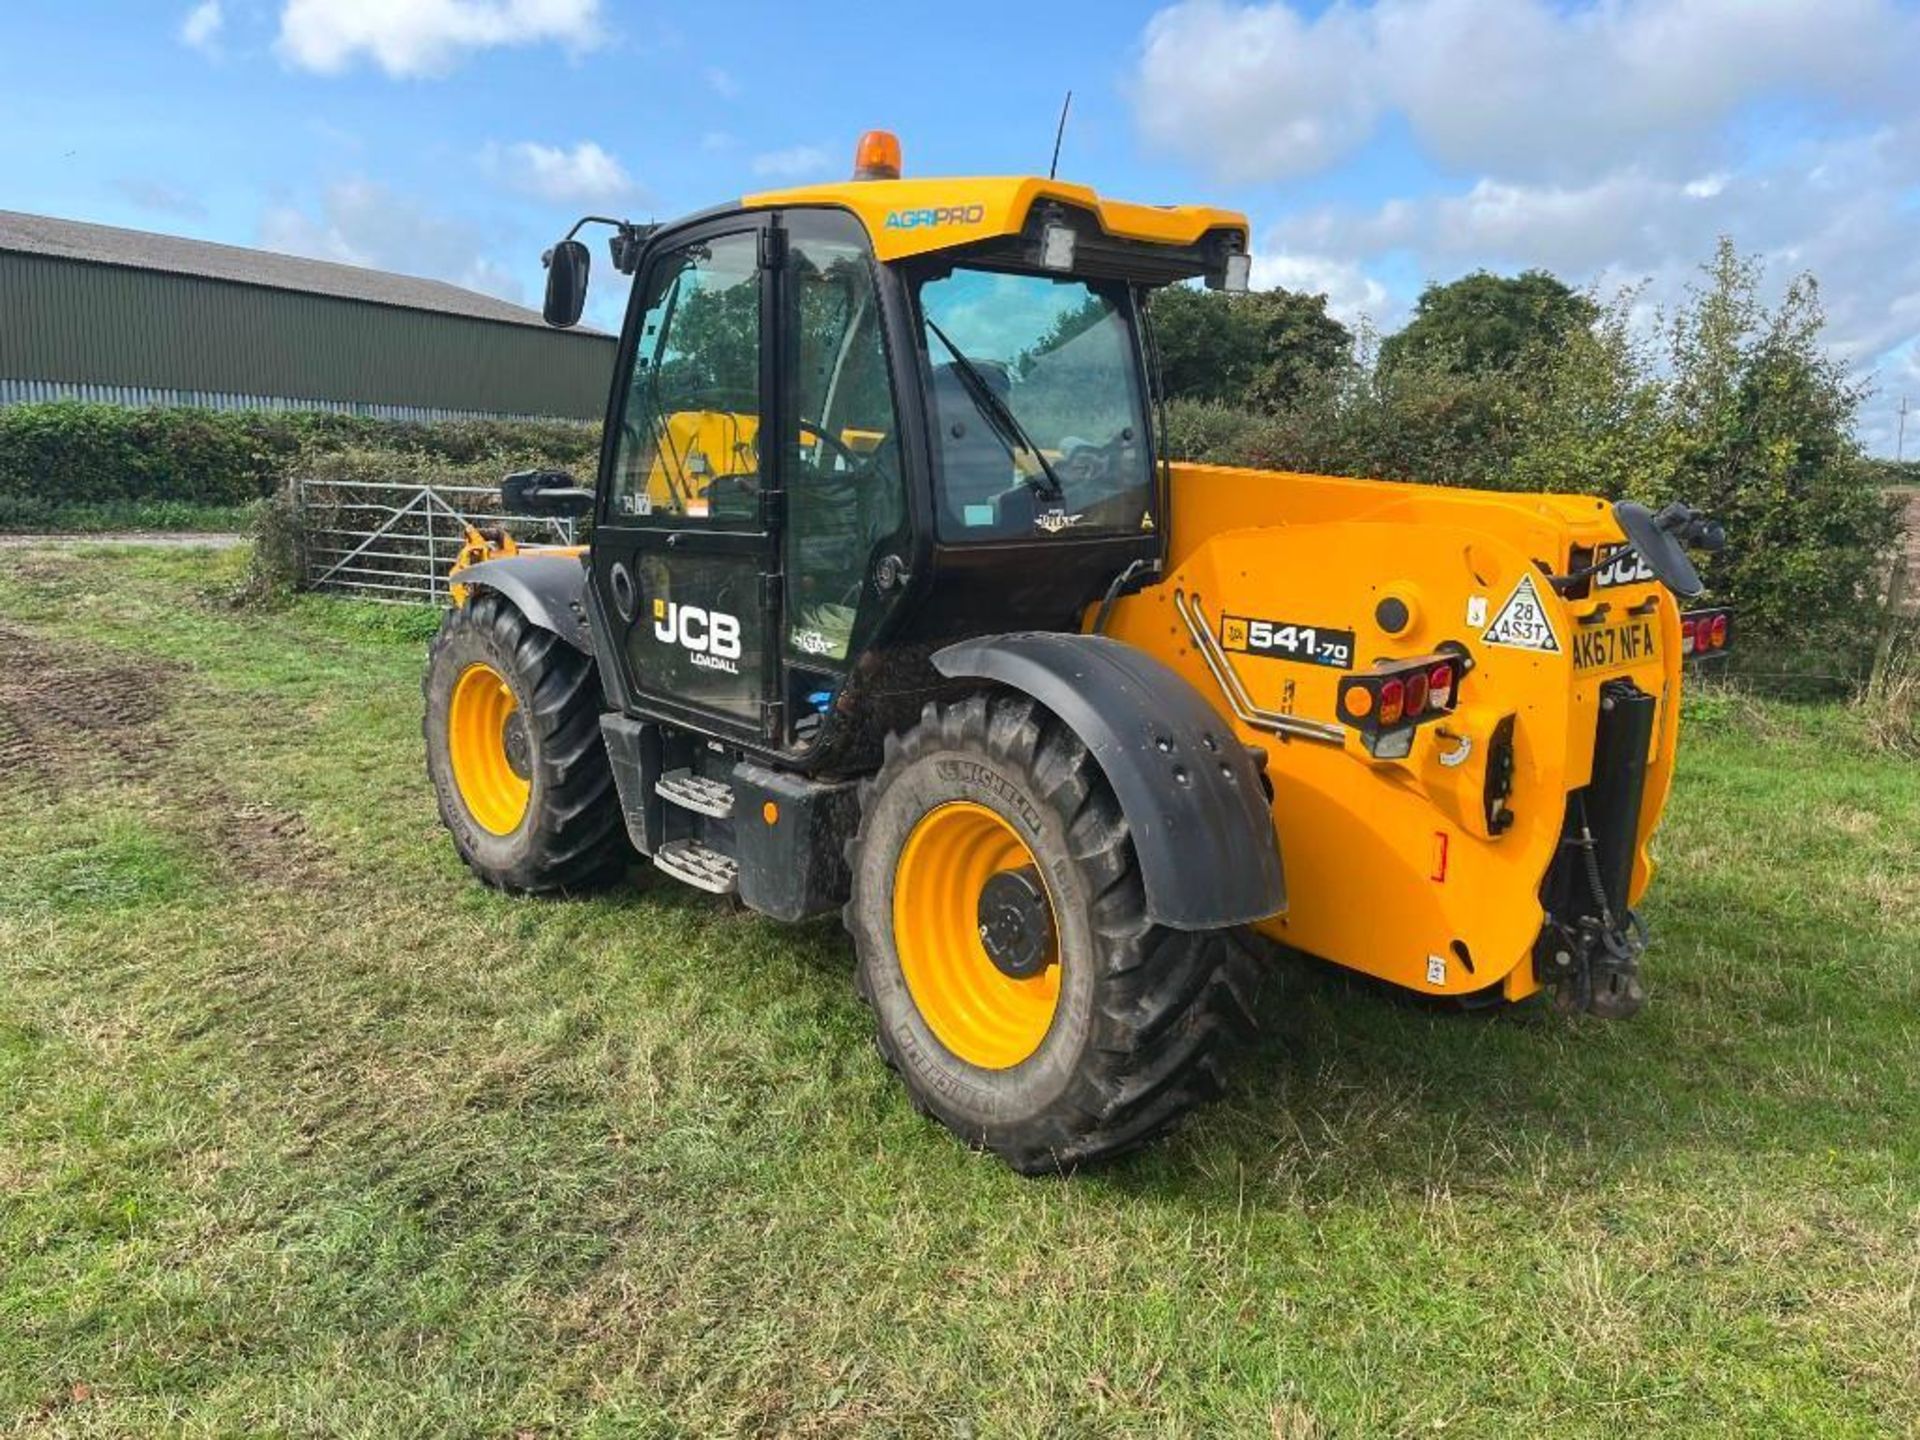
[915,268,1153,541]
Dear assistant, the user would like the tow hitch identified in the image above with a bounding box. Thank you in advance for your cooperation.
[1536,854,1649,1018]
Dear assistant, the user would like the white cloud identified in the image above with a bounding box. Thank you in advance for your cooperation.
[115,178,210,220]
[1137,1,1378,181]
[484,140,641,206]
[1136,0,1919,183]
[276,0,602,78]
[180,0,224,55]
[260,178,526,302]
[750,145,832,181]
[1287,123,1920,361]
[1250,251,1394,329]
[704,66,741,99]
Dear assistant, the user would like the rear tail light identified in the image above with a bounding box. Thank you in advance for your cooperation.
[1337,652,1465,759]
[1377,677,1406,727]
[1681,607,1733,663]
[1403,669,1430,716]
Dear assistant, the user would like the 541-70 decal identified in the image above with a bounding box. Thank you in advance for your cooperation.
[1221,614,1355,669]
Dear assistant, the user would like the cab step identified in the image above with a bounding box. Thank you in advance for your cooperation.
[654,838,738,895]
[657,768,735,818]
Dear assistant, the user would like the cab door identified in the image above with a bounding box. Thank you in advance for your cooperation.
[777,209,912,744]
[593,217,783,741]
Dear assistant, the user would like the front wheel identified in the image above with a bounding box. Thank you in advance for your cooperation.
[845,692,1259,1174]
[423,591,626,892]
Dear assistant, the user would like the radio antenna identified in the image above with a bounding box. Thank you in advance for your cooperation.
[1048,90,1073,179]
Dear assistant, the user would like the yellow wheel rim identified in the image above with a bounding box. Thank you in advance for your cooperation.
[892,801,1061,1070]
[447,662,530,835]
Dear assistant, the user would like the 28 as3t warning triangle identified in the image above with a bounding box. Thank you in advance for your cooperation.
[1482,573,1561,652]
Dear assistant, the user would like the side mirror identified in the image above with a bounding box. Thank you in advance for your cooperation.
[542,239,590,328]
[503,468,593,519]
[1613,500,1713,600]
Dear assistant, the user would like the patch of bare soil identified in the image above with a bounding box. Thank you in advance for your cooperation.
[0,624,175,792]
[196,795,335,892]
[0,623,334,891]
[3,555,73,584]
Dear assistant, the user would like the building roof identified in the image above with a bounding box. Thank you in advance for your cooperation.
[0,209,556,331]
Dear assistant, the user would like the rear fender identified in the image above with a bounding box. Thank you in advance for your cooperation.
[932,632,1284,931]
[455,554,592,652]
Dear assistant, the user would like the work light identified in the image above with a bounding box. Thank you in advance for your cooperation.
[1040,222,1076,271]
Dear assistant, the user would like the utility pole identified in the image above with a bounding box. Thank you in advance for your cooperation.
[1899,395,1910,466]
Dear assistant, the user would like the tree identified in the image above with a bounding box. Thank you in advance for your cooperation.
[1149,284,1352,411]
[1379,269,1597,376]
[1650,240,1899,680]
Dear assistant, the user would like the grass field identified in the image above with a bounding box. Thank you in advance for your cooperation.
[2,543,1916,1438]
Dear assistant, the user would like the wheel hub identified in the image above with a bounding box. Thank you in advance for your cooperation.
[502,712,531,779]
[977,865,1055,979]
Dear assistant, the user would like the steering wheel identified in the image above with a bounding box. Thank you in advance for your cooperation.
[1055,435,1119,488]
[796,417,870,470]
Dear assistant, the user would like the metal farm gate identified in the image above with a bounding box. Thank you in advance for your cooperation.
[299,479,578,604]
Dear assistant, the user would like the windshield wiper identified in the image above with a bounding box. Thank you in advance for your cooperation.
[925,318,1065,502]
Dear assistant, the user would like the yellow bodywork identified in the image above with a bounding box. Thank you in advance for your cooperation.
[448,525,585,605]
[622,409,760,517]
[742,175,1247,263]
[1105,465,1684,1001]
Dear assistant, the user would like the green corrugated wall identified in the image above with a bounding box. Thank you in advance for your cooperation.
[0,251,617,420]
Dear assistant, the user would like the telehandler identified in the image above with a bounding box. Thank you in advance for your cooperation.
[425,131,1729,1172]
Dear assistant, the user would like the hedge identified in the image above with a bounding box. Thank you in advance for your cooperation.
[0,402,601,523]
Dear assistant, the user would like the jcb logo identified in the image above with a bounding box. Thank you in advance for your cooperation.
[1594,544,1656,590]
[654,599,742,672]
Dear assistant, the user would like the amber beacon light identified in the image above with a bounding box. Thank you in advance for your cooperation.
[853,130,903,181]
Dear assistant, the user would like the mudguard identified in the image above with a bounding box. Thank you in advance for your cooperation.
[455,554,592,652]
[933,632,1285,931]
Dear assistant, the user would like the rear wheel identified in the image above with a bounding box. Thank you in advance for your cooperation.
[846,692,1259,1174]
[423,592,626,892]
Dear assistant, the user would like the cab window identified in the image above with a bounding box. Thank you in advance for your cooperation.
[914,268,1152,542]
[784,212,904,664]
[609,231,761,524]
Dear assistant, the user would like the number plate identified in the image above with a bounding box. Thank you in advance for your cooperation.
[1571,615,1659,674]
[1220,614,1355,670]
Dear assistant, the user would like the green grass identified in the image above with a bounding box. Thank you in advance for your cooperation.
[2,545,1916,1438]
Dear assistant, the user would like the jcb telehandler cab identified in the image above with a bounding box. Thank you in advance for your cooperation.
[425,132,1726,1173]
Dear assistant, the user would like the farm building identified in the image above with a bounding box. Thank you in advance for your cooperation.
[0,210,615,422]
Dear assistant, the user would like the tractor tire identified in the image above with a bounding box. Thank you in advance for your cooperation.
[845,691,1259,1174]
[423,591,627,893]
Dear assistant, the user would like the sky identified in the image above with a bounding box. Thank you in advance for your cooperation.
[3,0,1918,456]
